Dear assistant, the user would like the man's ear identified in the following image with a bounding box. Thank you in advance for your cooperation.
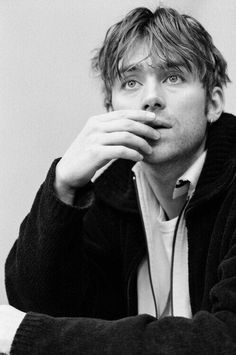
[206,87,224,124]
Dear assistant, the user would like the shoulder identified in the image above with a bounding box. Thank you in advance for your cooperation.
[207,112,236,160]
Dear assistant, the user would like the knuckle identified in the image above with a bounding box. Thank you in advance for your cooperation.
[119,110,127,119]
[125,120,134,130]
[144,126,152,135]
[86,118,94,129]
[87,115,99,125]
[88,117,101,132]
[122,131,131,140]
[120,146,127,155]
[140,140,148,149]
[87,116,96,124]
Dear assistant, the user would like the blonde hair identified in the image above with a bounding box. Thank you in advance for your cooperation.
[92,7,230,110]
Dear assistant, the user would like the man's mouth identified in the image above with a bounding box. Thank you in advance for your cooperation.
[149,120,172,129]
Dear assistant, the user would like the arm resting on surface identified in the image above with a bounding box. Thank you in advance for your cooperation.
[10,310,236,355]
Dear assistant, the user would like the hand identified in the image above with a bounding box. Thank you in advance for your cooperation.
[54,110,160,204]
[0,305,26,355]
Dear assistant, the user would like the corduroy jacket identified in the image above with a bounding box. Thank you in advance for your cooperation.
[5,112,236,354]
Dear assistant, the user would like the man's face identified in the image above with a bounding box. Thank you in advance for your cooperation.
[111,42,211,167]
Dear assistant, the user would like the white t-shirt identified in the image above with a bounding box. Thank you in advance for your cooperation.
[132,152,206,318]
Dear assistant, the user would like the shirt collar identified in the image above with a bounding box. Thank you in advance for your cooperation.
[172,151,207,199]
[132,150,207,202]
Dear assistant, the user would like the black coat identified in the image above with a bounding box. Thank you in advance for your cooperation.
[5,113,236,354]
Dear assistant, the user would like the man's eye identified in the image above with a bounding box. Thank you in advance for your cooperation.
[165,75,183,84]
[123,80,139,89]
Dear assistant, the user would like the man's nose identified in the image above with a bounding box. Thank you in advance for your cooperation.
[141,81,165,112]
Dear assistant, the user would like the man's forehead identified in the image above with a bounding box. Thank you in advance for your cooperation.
[118,40,189,75]
[118,44,150,72]
[119,56,188,75]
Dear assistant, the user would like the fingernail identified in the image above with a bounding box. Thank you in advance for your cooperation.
[154,131,160,139]
[138,154,144,161]
[147,112,156,118]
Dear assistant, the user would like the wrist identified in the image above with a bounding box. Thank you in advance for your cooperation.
[53,177,76,205]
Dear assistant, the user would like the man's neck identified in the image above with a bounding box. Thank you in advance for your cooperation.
[141,153,203,219]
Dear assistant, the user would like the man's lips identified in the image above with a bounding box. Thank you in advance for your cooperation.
[149,119,172,129]
[144,119,172,146]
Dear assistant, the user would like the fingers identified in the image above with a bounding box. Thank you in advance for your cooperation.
[84,110,161,161]
[99,131,153,155]
[90,110,156,124]
[101,119,160,140]
[56,110,163,192]
[99,145,144,163]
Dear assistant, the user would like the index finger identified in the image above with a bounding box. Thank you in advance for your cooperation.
[105,110,156,123]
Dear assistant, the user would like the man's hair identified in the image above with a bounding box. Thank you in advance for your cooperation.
[92,6,230,110]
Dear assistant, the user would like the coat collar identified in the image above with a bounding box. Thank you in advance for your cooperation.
[94,112,236,213]
[188,112,236,209]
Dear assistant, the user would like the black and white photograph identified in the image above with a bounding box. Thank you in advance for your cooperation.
[1,0,236,353]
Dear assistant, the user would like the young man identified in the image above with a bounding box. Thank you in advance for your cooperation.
[2,6,236,354]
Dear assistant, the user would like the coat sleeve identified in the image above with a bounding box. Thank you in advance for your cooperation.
[10,310,236,355]
[5,159,121,317]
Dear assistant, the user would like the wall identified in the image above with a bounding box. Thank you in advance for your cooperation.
[1,0,236,304]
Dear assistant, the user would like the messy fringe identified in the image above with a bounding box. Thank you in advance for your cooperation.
[91,7,230,109]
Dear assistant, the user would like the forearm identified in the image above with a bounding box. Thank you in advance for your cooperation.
[10,311,236,355]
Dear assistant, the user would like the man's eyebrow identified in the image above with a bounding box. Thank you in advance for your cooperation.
[120,63,144,75]
[120,61,188,76]
[155,62,187,72]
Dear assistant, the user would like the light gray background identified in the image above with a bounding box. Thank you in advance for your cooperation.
[1,0,236,304]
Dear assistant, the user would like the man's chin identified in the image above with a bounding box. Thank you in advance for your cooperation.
[142,152,163,165]
[142,147,174,166]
